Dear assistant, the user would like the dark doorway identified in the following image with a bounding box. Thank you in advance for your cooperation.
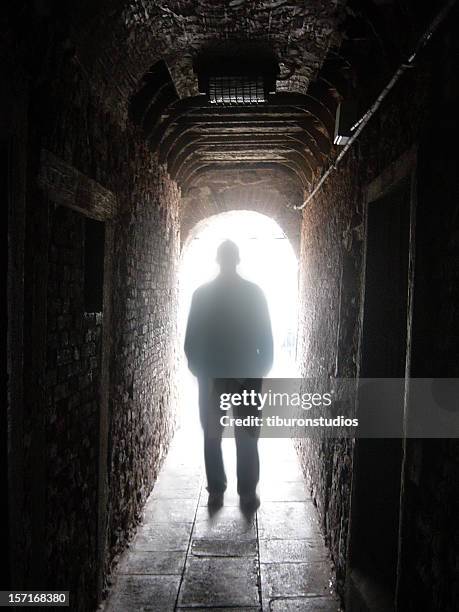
[84,217,105,314]
[2,138,11,587]
[347,176,413,611]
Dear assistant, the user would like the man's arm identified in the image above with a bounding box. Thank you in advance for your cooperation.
[184,290,204,377]
[256,289,274,376]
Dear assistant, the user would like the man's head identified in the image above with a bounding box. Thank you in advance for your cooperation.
[216,239,240,274]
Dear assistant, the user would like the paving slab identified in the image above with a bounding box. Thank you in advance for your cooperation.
[269,596,341,611]
[191,537,257,557]
[178,557,260,608]
[261,562,334,601]
[151,475,202,499]
[117,551,186,575]
[143,498,197,523]
[133,522,193,552]
[259,480,310,502]
[259,539,328,564]
[106,575,180,612]
[150,487,200,500]
[155,471,202,485]
[178,608,260,611]
[193,506,256,541]
[258,502,322,540]
[198,488,241,507]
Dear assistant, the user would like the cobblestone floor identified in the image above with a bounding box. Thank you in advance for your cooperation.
[104,426,341,611]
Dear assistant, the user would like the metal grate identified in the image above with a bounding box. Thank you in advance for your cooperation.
[208,75,266,105]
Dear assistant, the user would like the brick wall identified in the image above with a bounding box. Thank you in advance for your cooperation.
[295,25,459,609]
[296,150,363,595]
[106,161,180,580]
[45,205,102,608]
[19,37,181,610]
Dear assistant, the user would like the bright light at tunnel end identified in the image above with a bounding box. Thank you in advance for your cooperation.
[179,210,299,379]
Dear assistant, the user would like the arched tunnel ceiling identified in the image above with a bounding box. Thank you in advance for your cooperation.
[70,0,426,199]
[70,0,351,196]
[75,1,345,105]
[151,87,340,192]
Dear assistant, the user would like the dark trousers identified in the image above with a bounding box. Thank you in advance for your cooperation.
[198,377,262,495]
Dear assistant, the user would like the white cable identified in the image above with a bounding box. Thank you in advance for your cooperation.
[294,0,458,210]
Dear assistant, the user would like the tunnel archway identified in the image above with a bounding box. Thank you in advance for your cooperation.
[178,209,299,432]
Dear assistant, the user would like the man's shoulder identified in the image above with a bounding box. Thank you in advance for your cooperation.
[192,280,217,299]
[238,277,265,297]
[193,276,265,299]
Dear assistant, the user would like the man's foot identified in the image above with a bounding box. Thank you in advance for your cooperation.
[207,491,224,509]
[239,492,260,512]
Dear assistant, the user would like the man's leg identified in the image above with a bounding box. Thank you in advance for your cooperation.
[233,379,262,501]
[198,377,227,495]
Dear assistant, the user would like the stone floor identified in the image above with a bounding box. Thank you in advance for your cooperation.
[104,425,341,611]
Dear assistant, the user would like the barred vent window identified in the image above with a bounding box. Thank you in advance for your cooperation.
[208,76,266,105]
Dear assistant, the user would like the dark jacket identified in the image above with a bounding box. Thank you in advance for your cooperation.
[184,274,273,378]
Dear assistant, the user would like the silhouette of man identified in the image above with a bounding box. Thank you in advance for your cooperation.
[184,240,273,510]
